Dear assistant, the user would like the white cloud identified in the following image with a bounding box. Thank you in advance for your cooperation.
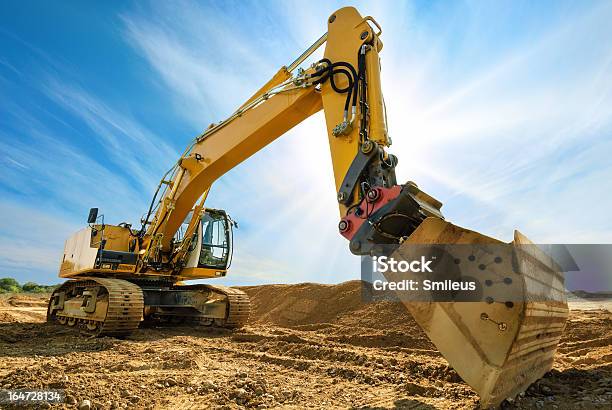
[121,1,282,127]
[0,200,75,284]
[43,80,178,192]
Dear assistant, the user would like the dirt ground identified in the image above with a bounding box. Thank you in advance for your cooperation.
[0,281,610,409]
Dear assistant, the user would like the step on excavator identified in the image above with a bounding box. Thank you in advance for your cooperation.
[47,7,568,407]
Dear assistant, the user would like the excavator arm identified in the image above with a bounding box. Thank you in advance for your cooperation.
[141,7,441,274]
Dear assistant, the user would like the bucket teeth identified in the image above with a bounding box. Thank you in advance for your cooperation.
[392,217,569,408]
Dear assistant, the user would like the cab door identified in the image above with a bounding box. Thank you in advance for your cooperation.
[198,209,232,270]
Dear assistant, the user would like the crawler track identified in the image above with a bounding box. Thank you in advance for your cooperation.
[47,277,144,337]
[208,284,251,328]
[155,283,251,329]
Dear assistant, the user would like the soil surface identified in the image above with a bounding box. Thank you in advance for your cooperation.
[0,282,610,409]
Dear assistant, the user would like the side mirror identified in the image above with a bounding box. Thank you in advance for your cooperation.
[228,217,238,229]
[87,208,99,224]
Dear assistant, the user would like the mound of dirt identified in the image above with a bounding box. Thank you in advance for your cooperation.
[240,281,435,349]
[241,280,413,329]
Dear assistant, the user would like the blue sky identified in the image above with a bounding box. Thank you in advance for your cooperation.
[1,1,611,288]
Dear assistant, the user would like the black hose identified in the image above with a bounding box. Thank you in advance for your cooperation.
[309,58,358,116]
[357,47,368,142]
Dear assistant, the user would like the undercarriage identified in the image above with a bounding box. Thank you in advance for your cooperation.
[47,277,250,337]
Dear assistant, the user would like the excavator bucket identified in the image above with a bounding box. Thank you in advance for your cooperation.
[388,217,569,408]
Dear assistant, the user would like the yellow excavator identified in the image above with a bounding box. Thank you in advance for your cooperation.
[47,7,568,407]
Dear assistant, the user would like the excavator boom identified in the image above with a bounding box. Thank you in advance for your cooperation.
[47,7,568,408]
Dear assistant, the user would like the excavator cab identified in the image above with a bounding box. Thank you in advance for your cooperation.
[175,208,234,277]
[197,209,233,270]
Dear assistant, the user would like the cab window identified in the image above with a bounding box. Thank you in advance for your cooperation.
[198,210,230,269]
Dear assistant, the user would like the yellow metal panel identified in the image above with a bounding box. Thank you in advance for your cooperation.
[90,225,132,252]
[178,267,226,280]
